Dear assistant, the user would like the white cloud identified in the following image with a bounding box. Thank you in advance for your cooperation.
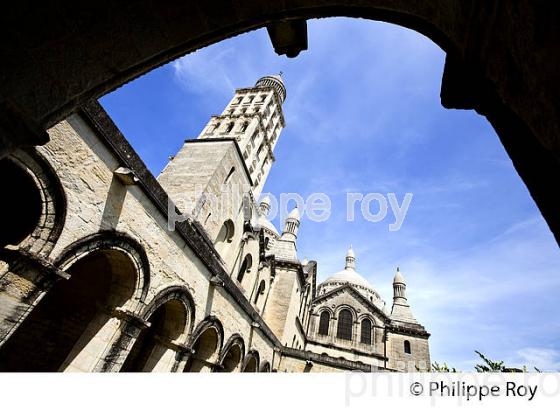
[512,348,560,371]
[172,47,237,96]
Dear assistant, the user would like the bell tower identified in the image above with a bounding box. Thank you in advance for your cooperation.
[157,75,287,266]
[198,74,286,196]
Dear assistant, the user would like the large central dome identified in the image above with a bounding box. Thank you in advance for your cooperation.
[323,267,372,288]
[321,246,372,289]
[318,246,387,311]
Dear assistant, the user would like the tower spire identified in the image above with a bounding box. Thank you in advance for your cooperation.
[390,267,418,324]
[345,245,356,270]
[281,205,300,242]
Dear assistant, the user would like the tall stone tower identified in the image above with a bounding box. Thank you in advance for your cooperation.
[158,75,286,267]
[199,75,286,197]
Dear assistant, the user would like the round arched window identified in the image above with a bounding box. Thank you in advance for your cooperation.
[318,311,330,336]
[336,309,353,341]
[360,318,372,345]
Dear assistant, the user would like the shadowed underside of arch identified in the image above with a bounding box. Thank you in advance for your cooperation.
[0,0,558,243]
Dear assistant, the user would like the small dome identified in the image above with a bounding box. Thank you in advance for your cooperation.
[393,267,405,284]
[256,75,286,103]
[286,206,300,221]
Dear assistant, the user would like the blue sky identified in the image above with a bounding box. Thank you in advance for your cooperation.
[100,18,560,371]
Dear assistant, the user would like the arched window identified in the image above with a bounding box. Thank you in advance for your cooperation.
[254,280,265,304]
[404,340,411,354]
[318,311,330,336]
[212,122,221,132]
[226,122,234,133]
[240,121,248,132]
[215,219,234,245]
[236,254,252,283]
[336,309,353,341]
[360,318,372,345]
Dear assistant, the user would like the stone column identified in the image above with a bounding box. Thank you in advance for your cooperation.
[93,308,150,372]
[172,346,195,372]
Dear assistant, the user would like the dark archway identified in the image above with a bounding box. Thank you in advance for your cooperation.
[0,248,138,371]
[336,309,353,341]
[121,298,187,372]
[360,318,372,345]
[0,149,66,255]
[242,351,260,373]
[216,335,245,372]
[318,311,330,336]
[184,317,224,372]
[260,361,271,372]
[185,328,220,372]
[0,2,558,243]
[0,158,41,248]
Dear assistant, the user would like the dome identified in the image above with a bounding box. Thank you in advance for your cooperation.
[323,268,372,289]
[321,246,373,290]
[286,206,300,221]
[393,267,405,284]
[255,75,286,103]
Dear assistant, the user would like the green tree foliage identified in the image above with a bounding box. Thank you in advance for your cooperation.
[430,351,542,373]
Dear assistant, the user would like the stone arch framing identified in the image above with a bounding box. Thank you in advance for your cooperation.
[188,316,225,347]
[357,312,376,324]
[3,148,67,256]
[187,315,225,359]
[139,285,196,345]
[259,360,271,372]
[106,284,197,372]
[54,231,150,310]
[241,349,260,372]
[216,333,246,372]
[1,3,559,244]
[314,305,334,337]
[316,305,335,316]
[335,305,358,321]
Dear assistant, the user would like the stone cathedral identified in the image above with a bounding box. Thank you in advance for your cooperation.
[0,75,430,372]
